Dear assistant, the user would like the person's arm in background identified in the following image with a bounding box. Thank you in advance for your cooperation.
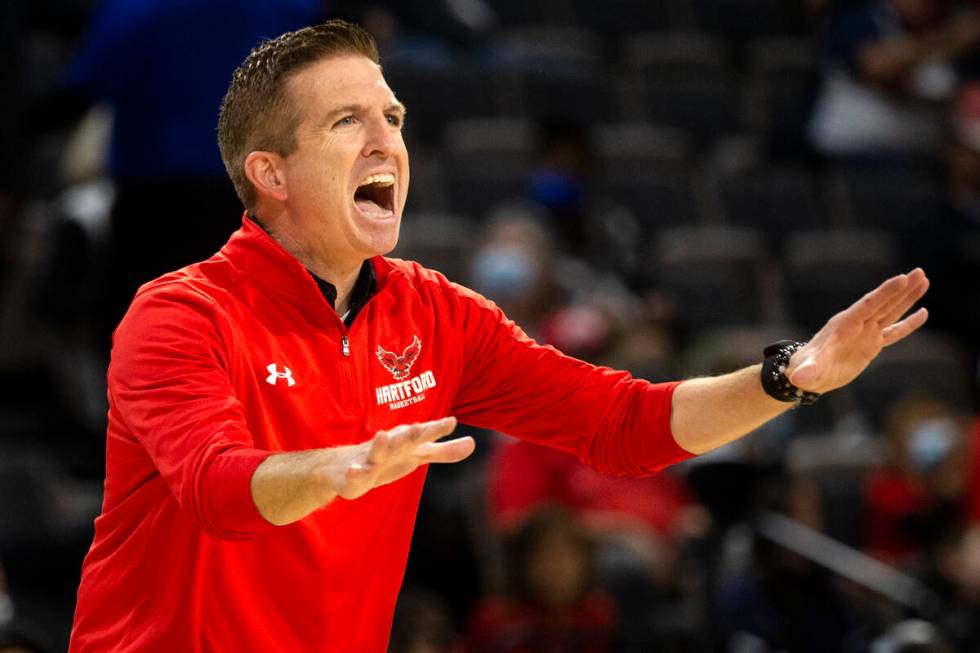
[672,269,928,453]
[859,10,980,87]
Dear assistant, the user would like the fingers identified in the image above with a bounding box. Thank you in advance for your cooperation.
[419,436,477,464]
[881,307,929,346]
[846,272,909,322]
[364,416,461,467]
[877,271,929,327]
[844,269,930,333]
[383,416,458,448]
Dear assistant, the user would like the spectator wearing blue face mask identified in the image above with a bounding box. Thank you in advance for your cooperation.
[468,214,562,339]
[863,395,969,569]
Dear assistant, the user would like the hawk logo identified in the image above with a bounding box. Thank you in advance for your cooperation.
[377,336,421,381]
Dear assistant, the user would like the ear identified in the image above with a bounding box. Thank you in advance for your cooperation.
[243,151,288,203]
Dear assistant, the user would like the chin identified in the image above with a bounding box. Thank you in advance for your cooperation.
[359,222,401,259]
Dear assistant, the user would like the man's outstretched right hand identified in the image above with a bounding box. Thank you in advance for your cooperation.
[327,416,474,501]
[251,416,474,525]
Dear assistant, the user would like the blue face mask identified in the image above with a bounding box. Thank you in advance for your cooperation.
[470,246,538,301]
[907,418,958,471]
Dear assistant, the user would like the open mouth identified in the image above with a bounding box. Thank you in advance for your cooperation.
[353,173,395,217]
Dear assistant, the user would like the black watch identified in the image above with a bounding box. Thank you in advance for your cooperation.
[761,340,820,405]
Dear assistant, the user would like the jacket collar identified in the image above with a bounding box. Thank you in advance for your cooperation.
[220,212,391,325]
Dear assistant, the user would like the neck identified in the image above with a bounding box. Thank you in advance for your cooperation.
[314,263,360,317]
[250,209,363,316]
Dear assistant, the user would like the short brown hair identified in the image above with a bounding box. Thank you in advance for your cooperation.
[217,20,380,208]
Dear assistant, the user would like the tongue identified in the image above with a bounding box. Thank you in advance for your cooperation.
[355,197,385,213]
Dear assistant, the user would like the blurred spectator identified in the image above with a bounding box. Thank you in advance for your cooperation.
[468,214,562,337]
[929,525,980,651]
[388,588,455,653]
[0,620,50,653]
[461,506,616,653]
[869,619,953,653]
[966,409,980,524]
[863,395,968,568]
[529,119,596,256]
[537,304,612,364]
[486,439,710,650]
[715,476,860,653]
[908,82,980,344]
[0,568,50,653]
[332,0,493,56]
[947,82,980,229]
[53,0,326,341]
[487,440,702,540]
[808,0,980,160]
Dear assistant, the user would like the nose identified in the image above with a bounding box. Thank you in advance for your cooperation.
[361,114,400,159]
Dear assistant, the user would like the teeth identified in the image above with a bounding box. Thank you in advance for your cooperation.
[358,173,395,188]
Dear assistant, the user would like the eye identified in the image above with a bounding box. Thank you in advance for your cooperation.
[386,114,403,128]
[334,115,356,128]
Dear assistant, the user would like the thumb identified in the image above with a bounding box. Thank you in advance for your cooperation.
[788,355,819,389]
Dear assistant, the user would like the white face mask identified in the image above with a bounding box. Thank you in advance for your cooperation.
[907,418,959,470]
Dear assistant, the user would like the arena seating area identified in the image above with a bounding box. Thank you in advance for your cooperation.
[0,1,978,651]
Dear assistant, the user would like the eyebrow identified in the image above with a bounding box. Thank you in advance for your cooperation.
[321,101,407,127]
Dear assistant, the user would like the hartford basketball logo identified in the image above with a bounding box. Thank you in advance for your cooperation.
[375,335,436,410]
[377,336,422,380]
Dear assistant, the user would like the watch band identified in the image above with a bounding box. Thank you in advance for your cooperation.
[761,340,820,405]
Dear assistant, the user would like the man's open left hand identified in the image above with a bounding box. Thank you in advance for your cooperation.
[785,268,930,394]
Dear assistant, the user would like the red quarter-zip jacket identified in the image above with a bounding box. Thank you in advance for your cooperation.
[69,216,692,652]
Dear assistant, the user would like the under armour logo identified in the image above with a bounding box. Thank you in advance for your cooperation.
[266,363,296,387]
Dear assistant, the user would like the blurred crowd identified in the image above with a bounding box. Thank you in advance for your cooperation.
[1,0,979,651]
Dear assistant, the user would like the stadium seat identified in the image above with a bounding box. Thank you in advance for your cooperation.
[622,34,739,148]
[849,332,974,431]
[715,163,827,249]
[693,0,809,41]
[383,61,495,145]
[783,229,904,333]
[569,0,693,40]
[441,118,537,218]
[649,225,768,335]
[623,31,729,74]
[393,212,480,284]
[491,0,577,28]
[402,151,448,213]
[488,26,603,73]
[743,36,819,156]
[590,121,694,169]
[487,27,611,123]
[831,162,945,237]
[514,67,618,125]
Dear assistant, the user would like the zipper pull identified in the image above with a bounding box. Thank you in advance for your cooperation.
[341,335,350,357]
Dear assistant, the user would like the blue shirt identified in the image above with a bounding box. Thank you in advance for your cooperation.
[66,0,326,181]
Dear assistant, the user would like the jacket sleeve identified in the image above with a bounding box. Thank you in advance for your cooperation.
[108,283,273,540]
[445,280,694,476]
